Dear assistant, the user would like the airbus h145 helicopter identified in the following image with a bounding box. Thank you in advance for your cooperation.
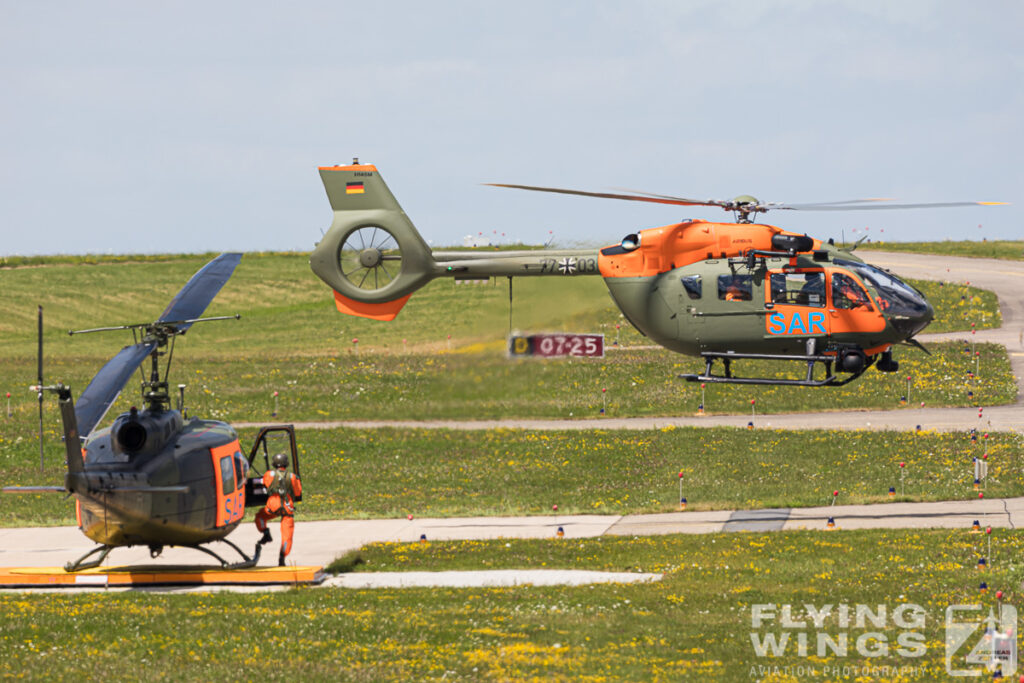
[3,254,301,571]
[310,161,1004,386]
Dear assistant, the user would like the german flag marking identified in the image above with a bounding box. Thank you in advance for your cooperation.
[346,182,365,195]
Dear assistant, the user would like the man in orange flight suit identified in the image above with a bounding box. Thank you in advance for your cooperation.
[255,452,302,566]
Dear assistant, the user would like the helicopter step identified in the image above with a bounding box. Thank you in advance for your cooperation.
[680,345,876,387]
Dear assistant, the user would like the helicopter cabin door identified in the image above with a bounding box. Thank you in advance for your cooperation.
[826,268,886,337]
[211,441,247,527]
[764,269,830,344]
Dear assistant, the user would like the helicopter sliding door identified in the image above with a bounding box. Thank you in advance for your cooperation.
[764,269,829,345]
[826,269,886,337]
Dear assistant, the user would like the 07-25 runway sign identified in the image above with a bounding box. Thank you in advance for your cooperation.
[509,334,604,358]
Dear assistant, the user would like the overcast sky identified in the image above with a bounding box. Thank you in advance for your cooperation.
[1,1,1020,256]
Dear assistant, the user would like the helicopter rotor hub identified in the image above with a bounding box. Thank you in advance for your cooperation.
[358,248,383,269]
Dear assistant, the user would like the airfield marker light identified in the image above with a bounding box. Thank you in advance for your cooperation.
[831,490,838,506]
[447,333,452,351]
[678,471,684,508]
[987,527,993,565]
[900,395,906,406]
[889,487,896,497]
[419,534,427,543]
[556,526,564,538]
[352,337,359,354]
[407,514,414,521]
[975,478,982,491]
[978,557,988,570]
[750,398,756,419]
[699,382,706,415]
[747,421,753,430]
[825,517,836,530]
[972,520,982,532]
[997,590,1004,600]
[920,401,925,408]
[980,581,988,593]
[679,497,687,511]
[899,462,906,496]
[5,391,9,418]
[272,390,279,417]
[980,492,985,499]
[552,504,558,512]
[905,376,912,404]
[915,425,921,433]
[614,324,621,346]
[601,387,607,415]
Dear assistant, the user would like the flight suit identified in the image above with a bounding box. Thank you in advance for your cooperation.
[255,468,302,559]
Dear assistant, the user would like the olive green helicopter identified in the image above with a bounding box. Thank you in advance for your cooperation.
[3,254,302,571]
[309,161,1005,386]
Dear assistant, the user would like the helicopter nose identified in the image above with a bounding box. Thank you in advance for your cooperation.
[888,293,934,340]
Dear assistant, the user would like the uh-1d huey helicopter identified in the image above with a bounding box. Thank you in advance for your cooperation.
[2,254,302,571]
[309,160,1005,387]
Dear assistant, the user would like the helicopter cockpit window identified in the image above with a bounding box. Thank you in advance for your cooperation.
[831,273,871,310]
[832,258,930,318]
[219,456,235,496]
[718,274,752,301]
[769,272,825,307]
[680,275,702,300]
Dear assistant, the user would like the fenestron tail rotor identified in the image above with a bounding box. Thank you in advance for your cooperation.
[338,226,403,292]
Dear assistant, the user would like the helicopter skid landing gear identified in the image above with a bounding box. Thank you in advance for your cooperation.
[188,537,260,570]
[681,349,874,387]
[64,544,114,572]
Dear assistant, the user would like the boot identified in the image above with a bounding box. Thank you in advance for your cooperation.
[278,550,285,567]
[259,530,272,546]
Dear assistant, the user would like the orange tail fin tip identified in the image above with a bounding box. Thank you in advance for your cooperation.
[333,290,412,321]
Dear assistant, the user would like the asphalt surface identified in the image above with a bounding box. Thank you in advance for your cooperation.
[3,250,1024,582]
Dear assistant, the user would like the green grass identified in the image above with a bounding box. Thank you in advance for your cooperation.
[2,529,1021,680]
[860,240,1024,261]
[3,426,1019,527]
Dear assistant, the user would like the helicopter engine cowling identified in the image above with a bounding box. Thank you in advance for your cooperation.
[110,408,183,458]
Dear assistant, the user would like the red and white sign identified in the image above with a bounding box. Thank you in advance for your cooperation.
[509,334,604,358]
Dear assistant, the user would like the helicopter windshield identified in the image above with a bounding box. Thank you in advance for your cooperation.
[831,258,929,318]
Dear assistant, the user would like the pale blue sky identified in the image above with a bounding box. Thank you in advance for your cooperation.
[1,1,1020,255]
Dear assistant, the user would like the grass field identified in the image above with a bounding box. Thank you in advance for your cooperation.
[860,240,1024,261]
[0,254,1012,427]
[2,528,1020,680]
[2,426,1019,527]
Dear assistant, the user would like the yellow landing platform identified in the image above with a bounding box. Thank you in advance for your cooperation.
[0,564,325,588]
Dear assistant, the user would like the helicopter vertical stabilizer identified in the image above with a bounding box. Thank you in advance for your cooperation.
[310,163,437,320]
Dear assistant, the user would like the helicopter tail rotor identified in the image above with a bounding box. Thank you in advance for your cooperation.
[310,162,437,320]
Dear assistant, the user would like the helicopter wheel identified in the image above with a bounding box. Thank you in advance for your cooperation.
[338,226,403,292]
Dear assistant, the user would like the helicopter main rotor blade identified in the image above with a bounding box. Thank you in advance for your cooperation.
[774,200,1009,211]
[74,341,157,438]
[484,183,723,208]
[158,253,242,333]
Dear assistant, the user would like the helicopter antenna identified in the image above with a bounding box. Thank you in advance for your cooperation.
[36,305,44,473]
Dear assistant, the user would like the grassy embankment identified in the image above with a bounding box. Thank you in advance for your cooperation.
[860,239,1024,261]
